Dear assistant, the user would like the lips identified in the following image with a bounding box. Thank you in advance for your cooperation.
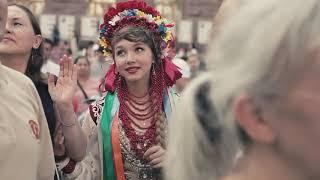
[125,67,140,74]
[1,36,15,42]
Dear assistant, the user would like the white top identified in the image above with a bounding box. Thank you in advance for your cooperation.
[0,64,55,180]
[172,58,191,78]
[41,59,60,76]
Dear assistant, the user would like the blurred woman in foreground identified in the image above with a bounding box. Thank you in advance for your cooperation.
[166,0,320,180]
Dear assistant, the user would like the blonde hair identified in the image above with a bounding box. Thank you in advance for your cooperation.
[211,0,243,38]
[166,0,320,179]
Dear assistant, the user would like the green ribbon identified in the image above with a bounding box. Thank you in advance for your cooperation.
[100,92,116,180]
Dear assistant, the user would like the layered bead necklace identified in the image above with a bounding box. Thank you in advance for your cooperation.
[117,66,165,158]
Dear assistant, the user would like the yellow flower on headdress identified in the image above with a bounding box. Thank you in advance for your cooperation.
[103,49,111,57]
[137,10,146,17]
[154,16,162,24]
[99,37,109,49]
[99,37,112,57]
[164,32,172,42]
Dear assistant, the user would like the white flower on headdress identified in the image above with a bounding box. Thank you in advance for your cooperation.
[109,15,121,26]
[146,14,154,22]
[162,49,169,57]
[121,10,129,17]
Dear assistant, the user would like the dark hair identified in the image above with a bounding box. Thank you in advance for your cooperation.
[9,4,44,84]
[74,56,90,65]
[111,26,162,66]
[44,38,53,47]
[87,41,94,48]
[195,81,251,146]
[67,48,72,56]
[195,82,221,144]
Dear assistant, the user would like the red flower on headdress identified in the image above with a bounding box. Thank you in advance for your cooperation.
[105,7,117,21]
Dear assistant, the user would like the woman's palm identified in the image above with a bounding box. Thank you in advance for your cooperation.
[48,56,78,105]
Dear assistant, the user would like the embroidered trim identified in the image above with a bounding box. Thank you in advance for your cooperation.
[89,96,106,125]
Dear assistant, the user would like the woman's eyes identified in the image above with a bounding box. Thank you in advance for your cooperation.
[116,47,144,56]
[13,22,22,26]
[116,50,125,56]
[136,47,144,52]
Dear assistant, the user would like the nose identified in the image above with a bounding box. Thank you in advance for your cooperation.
[126,51,136,64]
[5,23,12,33]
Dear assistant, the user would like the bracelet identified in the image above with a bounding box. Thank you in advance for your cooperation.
[61,159,76,174]
[60,119,77,127]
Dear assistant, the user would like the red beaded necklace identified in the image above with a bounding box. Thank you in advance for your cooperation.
[117,65,166,158]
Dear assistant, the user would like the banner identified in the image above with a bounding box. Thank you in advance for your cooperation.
[44,0,87,15]
[177,20,193,43]
[40,15,56,38]
[197,20,212,44]
[58,15,76,40]
[81,17,100,40]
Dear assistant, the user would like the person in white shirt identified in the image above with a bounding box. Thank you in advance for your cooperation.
[41,38,60,76]
[172,57,191,93]
[0,0,55,179]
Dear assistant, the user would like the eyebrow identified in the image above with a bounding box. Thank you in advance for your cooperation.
[133,42,145,47]
[115,46,124,50]
[115,42,146,50]
[7,17,22,22]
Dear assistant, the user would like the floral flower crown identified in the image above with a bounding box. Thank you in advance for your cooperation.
[99,0,175,58]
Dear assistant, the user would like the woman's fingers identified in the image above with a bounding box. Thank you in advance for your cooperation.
[143,146,160,159]
[149,157,163,166]
[149,148,165,160]
[153,162,163,169]
[62,55,68,77]
[59,59,64,78]
[67,56,73,79]
[67,56,71,77]
[48,73,55,90]
[72,64,78,81]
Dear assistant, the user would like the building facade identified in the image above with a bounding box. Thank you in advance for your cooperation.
[8,0,223,49]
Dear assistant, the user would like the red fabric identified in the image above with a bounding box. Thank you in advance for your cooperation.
[72,98,78,114]
[62,159,76,174]
[163,58,182,87]
[105,0,160,22]
[104,64,117,92]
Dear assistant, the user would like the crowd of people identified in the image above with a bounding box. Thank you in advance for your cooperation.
[1,0,320,180]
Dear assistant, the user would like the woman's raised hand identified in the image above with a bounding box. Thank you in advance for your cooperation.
[48,55,77,107]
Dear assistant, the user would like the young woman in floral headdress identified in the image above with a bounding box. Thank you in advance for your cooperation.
[53,0,181,180]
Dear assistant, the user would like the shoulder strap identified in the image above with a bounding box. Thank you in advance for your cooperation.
[77,81,89,99]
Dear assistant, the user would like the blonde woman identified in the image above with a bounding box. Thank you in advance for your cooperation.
[166,0,320,180]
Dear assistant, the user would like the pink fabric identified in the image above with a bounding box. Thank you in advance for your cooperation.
[104,64,117,92]
[74,78,101,116]
[163,58,182,87]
